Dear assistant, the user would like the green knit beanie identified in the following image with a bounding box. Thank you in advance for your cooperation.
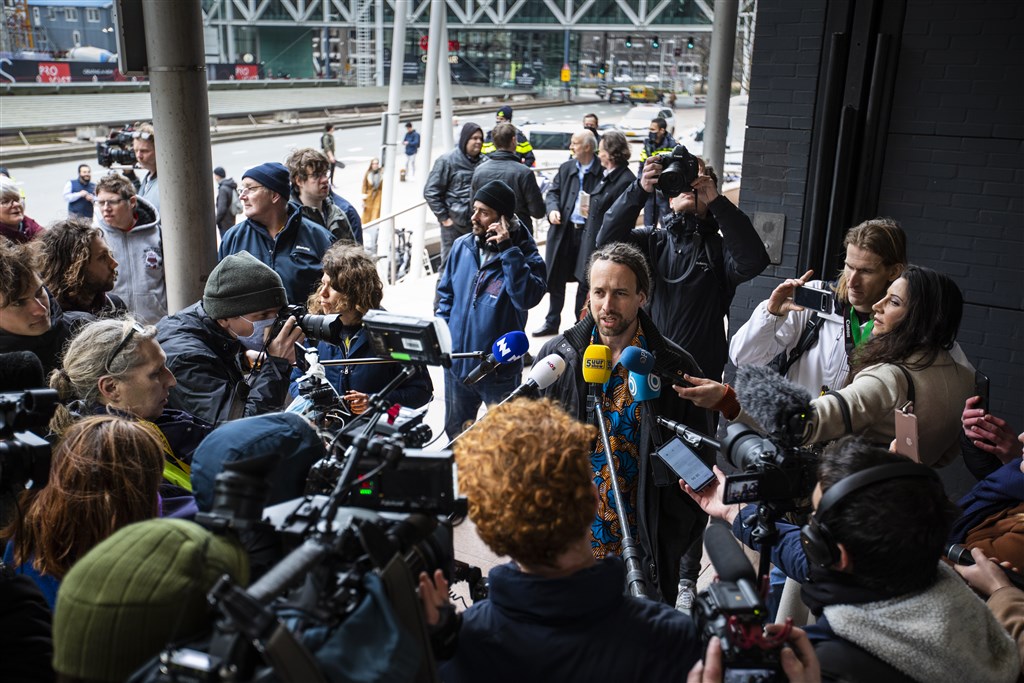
[203,250,287,320]
[53,518,250,683]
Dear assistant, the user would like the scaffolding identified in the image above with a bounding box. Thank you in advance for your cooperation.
[352,0,375,87]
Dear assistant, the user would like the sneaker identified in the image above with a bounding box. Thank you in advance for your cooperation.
[675,579,697,615]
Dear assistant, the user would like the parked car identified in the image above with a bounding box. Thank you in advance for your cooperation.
[616,105,677,140]
[628,85,660,103]
[608,87,630,103]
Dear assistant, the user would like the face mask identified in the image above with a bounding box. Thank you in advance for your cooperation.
[237,316,276,351]
[648,131,659,143]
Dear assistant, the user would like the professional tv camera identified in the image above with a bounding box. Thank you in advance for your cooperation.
[693,524,792,683]
[1,389,57,496]
[95,125,138,168]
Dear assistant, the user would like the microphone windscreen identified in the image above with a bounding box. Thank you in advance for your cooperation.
[492,330,529,362]
[0,351,46,391]
[528,354,566,389]
[704,521,757,584]
[735,365,814,438]
[582,345,613,384]
[628,371,661,401]
[619,346,656,375]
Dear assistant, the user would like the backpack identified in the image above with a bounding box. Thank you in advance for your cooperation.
[229,188,243,217]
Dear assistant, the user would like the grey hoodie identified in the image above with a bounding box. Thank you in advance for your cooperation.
[95,195,167,324]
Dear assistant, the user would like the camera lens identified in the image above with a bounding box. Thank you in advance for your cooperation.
[721,423,772,472]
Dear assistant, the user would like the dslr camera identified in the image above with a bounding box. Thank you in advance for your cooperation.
[649,144,701,198]
[95,125,138,168]
[1,389,57,496]
[272,304,346,346]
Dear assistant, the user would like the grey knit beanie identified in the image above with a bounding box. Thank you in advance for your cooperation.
[203,251,287,319]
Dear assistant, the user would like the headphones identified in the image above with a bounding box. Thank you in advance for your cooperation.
[800,462,939,568]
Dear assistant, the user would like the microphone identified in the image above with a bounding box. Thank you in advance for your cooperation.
[503,353,567,402]
[619,345,691,387]
[0,351,46,391]
[628,371,661,401]
[463,330,529,386]
[947,544,1024,591]
[582,344,613,385]
[735,365,814,445]
[704,521,757,584]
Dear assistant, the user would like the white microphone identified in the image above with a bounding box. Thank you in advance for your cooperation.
[502,353,567,403]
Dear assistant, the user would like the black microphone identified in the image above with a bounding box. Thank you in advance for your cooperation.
[618,345,691,387]
[0,351,46,391]
[704,521,757,584]
[947,544,1024,591]
[463,331,529,386]
[735,365,814,444]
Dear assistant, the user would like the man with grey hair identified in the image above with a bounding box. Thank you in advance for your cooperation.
[535,129,600,336]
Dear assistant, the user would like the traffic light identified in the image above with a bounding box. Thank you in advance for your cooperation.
[687,36,695,49]
[625,36,633,48]
[598,62,606,75]
[651,35,660,49]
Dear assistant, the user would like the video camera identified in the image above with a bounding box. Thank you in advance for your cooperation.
[95,125,138,168]
[718,422,818,512]
[650,144,701,198]
[0,389,58,496]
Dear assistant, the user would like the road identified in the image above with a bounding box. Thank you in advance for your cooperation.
[6,98,713,227]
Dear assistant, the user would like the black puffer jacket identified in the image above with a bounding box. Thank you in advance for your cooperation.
[424,122,484,232]
[155,302,292,425]
[0,292,90,376]
[538,310,713,604]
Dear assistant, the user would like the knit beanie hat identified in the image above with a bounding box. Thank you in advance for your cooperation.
[203,250,287,320]
[496,105,513,121]
[53,518,250,683]
[474,180,516,219]
[242,161,290,199]
[213,166,226,178]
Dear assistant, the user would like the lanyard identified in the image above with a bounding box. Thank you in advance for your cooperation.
[844,307,874,354]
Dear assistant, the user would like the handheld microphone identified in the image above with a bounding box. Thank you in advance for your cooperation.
[947,544,1024,591]
[582,344,613,385]
[628,371,661,401]
[619,345,691,387]
[735,365,814,445]
[503,353,567,402]
[463,330,529,385]
[704,521,757,584]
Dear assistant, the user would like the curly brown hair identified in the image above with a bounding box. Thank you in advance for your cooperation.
[1,414,163,579]
[454,398,597,568]
[306,242,383,316]
[95,173,137,200]
[285,147,331,189]
[33,216,102,306]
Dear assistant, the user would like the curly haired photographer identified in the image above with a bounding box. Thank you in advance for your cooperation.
[419,398,703,682]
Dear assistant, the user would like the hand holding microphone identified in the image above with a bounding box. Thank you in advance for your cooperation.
[463,330,529,386]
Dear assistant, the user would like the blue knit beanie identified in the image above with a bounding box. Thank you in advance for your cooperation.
[242,162,290,199]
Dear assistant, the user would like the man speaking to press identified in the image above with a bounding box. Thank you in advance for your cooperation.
[538,241,714,605]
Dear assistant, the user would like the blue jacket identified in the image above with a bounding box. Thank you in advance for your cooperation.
[403,129,420,155]
[436,220,547,382]
[288,327,433,409]
[440,557,702,682]
[218,204,336,305]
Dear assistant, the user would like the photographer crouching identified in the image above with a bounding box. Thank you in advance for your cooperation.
[418,398,704,681]
[156,251,304,425]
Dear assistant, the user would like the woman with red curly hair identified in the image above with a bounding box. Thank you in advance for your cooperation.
[419,398,702,682]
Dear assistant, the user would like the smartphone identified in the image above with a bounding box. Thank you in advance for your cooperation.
[894,409,921,462]
[793,285,834,315]
[974,370,990,412]
[722,473,763,505]
[654,438,715,491]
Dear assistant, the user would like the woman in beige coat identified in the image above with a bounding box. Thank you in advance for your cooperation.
[361,158,383,224]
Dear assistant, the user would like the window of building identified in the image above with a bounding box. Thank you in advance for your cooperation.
[86,8,100,22]
[47,7,56,21]
[32,7,40,25]
[65,8,78,22]
[72,30,82,47]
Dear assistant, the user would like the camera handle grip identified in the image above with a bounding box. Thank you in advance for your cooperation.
[248,538,327,603]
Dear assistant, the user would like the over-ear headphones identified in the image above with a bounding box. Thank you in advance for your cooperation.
[800,462,939,568]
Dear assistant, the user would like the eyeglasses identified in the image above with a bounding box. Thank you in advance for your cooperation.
[303,171,330,181]
[1,197,22,207]
[105,322,146,374]
[94,198,126,208]
[237,184,264,197]
[131,131,153,141]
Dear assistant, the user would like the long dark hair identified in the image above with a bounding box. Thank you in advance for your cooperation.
[849,264,963,381]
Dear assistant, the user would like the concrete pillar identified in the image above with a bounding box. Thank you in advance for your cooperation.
[141,0,217,314]
[704,0,739,175]
[437,16,454,152]
[374,0,384,86]
[376,0,408,280]
[225,0,236,63]
[409,0,445,281]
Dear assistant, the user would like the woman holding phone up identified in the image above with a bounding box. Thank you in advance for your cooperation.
[678,265,974,467]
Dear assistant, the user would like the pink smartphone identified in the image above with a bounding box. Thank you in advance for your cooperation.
[894,409,920,462]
